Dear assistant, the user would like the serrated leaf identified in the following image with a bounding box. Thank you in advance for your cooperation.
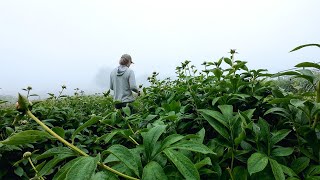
[142,161,168,180]
[163,149,200,180]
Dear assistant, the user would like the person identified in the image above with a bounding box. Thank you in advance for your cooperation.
[110,54,140,110]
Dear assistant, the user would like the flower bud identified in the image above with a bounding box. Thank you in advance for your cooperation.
[17,93,29,112]
[23,151,32,158]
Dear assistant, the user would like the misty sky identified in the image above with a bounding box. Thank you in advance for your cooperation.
[0,0,319,97]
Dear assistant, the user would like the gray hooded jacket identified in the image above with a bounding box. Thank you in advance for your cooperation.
[110,65,138,103]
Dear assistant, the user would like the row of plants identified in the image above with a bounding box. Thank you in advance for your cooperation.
[0,44,319,180]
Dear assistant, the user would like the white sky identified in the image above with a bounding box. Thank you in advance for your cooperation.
[0,0,319,96]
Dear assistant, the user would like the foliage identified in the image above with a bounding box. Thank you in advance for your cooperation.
[0,45,319,179]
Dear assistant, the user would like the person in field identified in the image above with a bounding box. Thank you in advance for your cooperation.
[110,54,140,110]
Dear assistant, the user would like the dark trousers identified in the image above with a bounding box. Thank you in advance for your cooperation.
[114,102,130,109]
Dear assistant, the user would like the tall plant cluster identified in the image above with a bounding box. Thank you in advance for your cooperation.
[0,44,320,180]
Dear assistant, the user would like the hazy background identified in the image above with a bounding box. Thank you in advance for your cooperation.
[0,0,319,98]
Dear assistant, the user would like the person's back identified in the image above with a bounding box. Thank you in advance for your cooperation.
[110,54,139,109]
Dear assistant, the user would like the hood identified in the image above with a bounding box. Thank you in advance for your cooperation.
[117,65,128,76]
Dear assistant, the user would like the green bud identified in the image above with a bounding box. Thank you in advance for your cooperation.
[17,93,29,112]
[23,151,32,158]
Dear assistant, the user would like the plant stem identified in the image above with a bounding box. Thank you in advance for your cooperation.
[28,157,44,180]
[26,110,139,180]
[227,167,234,180]
[312,82,320,129]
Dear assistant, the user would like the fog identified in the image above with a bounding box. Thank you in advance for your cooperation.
[0,0,319,98]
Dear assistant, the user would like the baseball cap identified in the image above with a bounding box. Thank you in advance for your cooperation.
[121,54,133,64]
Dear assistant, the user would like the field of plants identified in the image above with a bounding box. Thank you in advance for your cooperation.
[0,45,320,180]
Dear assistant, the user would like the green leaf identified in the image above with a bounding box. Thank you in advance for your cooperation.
[264,107,290,119]
[122,106,131,116]
[233,166,248,180]
[95,130,122,143]
[224,57,233,66]
[290,44,320,52]
[71,116,101,143]
[142,125,167,159]
[213,68,223,79]
[5,127,14,136]
[273,71,301,77]
[306,165,320,176]
[271,129,291,146]
[65,156,100,180]
[198,109,228,127]
[294,62,320,70]
[91,171,118,180]
[36,147,75,160]
[218,105,234,119]
[199,110,229,140]
[142,161,168,180]
[291,157,310,174]
[0,130,52,145]
[290,99,306,108]
[211,97,220,106]
[271,147,294,157]
[52,127,65,139]
[14,166,24,177]
[247,152,268,175]
[281,165,298,178]
[269,159,285,180]
[168,140,215,154]
[39,154,75,176]
[53,157,82,180]
[104,144,139,177]
[258,118,270,142]
[195,157,212,170]
[163,149,200,180]
[160,134,184,151]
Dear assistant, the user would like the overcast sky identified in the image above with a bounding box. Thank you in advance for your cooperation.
[0,0,319,97]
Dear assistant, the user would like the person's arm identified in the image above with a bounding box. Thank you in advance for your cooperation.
[110,73,113,90]
[129,70,139,93]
